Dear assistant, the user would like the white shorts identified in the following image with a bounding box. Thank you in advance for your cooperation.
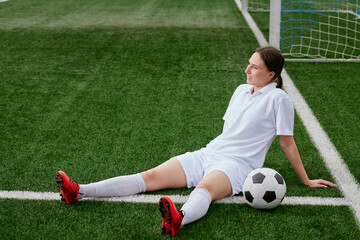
[175,150,251,195]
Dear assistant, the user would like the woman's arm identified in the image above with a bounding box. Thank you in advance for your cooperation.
[279,135,336,188]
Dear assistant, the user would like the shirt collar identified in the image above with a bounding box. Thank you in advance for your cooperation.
[246,82,277,96]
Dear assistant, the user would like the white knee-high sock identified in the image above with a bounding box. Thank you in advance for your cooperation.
[180,188,212,226]
[78,173,146,198]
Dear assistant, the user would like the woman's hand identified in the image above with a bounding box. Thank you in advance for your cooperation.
[304,179,337,188]
[279,136,337,189]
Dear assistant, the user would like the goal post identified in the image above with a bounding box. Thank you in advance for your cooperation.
[239,0,360,62]
[269,0,281,50]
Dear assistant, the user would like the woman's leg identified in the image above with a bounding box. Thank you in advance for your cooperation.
[195,170,233,201]
[180,170,232,225]
[141,157,187,191]
[159,170,232,236]
[57,157,187,203]
[79,173,146,198]
[78,157,187,198]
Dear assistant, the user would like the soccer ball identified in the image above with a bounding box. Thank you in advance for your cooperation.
[242,168,286,209]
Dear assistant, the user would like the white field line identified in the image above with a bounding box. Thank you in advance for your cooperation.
[0,0,9,3]
[0,190,348,207]
[234,0,360,226]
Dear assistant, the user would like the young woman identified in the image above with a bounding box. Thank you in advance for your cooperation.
[56,46,336,236]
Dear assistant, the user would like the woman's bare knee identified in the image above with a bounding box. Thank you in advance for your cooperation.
[195,171,232,201]
[141,168,160,191]
[196,182,211,192]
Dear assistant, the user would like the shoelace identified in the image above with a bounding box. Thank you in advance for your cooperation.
[69,180,79,191]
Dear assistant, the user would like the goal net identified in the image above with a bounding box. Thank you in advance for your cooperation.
[244,0,360,62]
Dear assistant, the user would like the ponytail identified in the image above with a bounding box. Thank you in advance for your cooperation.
[273,75,283,89]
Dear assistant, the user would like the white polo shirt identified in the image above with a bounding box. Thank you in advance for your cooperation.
[200,83,294,170]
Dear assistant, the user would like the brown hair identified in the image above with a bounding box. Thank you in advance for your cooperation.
[254,46,285,89]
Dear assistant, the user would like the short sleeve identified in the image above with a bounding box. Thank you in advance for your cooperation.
[275,97,294,136]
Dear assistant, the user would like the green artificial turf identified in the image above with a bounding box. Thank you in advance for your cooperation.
[0,199,359,239]
[0,0,242,29]
[0,26,254,191]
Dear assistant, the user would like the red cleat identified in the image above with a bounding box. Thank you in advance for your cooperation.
[158,196,184,236]
[56,171,80,204]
